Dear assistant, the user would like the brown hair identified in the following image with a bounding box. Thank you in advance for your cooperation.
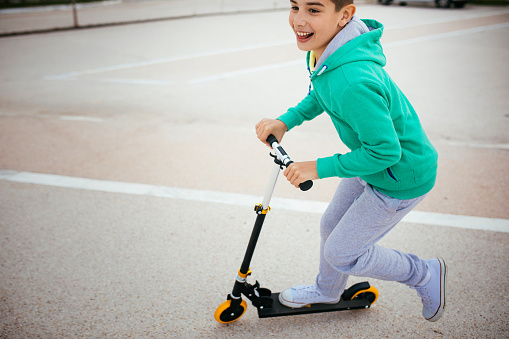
[331,0,353,11]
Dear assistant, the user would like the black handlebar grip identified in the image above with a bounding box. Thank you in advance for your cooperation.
[266,134,278,146]
[299,180,313,191]
[266,134,313,191]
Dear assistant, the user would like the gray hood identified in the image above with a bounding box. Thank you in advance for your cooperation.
[314,15,371,72]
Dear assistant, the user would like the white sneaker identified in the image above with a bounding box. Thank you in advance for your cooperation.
[412,258,447,322]
[278,284,340,308]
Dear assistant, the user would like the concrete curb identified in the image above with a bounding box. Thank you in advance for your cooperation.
[0,0,374,37]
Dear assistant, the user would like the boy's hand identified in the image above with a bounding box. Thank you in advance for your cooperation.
[284,161,319,188]
[255,118,288,147]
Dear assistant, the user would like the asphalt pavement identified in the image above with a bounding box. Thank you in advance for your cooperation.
[0,1,508,337]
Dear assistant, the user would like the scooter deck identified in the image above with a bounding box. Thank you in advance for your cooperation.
[257,293,371,318]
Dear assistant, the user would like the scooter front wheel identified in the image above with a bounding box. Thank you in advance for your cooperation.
[214,299,248,324]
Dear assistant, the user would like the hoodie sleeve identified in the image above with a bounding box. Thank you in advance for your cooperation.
[317,82,402,179]
[277,90,324,131]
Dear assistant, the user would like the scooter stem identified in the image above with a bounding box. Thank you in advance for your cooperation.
[237,162,279,277]
[237,135,312,280]
[262,162,281,211]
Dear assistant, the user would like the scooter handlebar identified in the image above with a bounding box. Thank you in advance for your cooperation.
[298,178,314,191]
[266,134,278,147]
[266,134,313,191]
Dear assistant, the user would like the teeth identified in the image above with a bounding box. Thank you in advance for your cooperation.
[297,32,312,37]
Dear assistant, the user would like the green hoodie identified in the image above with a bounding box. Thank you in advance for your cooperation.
[277,19,438,200]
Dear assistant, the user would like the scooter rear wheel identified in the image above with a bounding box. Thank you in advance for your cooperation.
[214,299,248,324]
[351,286,379,305]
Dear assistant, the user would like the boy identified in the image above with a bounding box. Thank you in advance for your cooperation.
[255,0,447,322]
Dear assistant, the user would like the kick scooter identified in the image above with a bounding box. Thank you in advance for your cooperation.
[214,135,379,324]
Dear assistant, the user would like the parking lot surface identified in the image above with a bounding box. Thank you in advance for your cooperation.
[1,2,508,337]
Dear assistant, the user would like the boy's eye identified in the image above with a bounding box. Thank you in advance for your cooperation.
[309,8,319,13]
[291,6,299,10]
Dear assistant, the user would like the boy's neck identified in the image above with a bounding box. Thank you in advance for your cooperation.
[312,44,329,62]
[313,50,322,63]
[313,24,347,61]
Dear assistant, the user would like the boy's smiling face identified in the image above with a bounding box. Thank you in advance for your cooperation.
[289,0,356,60]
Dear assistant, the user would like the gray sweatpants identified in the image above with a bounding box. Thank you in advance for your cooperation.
[316,177,428,299]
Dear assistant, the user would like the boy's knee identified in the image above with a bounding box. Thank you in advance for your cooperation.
[323,241,369,274]
[320,214,337,240]
[323,241,354,269]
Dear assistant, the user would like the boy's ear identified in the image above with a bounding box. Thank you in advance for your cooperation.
[338,4,356,27]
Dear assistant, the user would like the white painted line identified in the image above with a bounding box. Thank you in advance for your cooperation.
[43,21,509,85]
[387,9,509,29]
[187,60,303,85]
[384,23,509,48]
[59,116,101,122]
[59,116,103,123]
[44,40,294,80]
[42,12,509,83]
[1,169,508,233]
[402,210,509,233]
[1,113,104,122]
[446,141,509,150]
[101,78,175,86]
[183,23,509,85]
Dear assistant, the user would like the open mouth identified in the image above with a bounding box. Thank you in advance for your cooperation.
[296,31,314,42]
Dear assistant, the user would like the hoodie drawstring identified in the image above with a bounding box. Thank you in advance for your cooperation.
[308,51,316,95]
